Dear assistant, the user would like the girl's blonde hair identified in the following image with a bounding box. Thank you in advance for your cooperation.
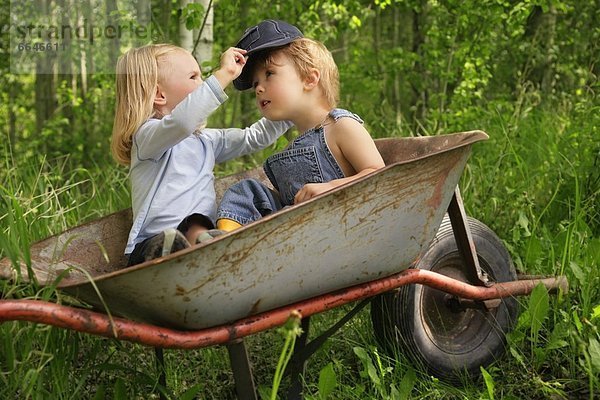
[253,38,339,108]
[111,44,185,166]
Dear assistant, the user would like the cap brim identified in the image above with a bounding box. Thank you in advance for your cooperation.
[233,40,297,90]
[233,23,302,90]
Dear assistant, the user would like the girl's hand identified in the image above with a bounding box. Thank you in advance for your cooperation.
[294,182,336,204]
[221,47,247,77]
[214,47,247,89]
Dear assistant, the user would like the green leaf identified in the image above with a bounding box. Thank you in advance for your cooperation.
[589,338,600,372]
[353,346,369,362]
[546,323,569,350]
[525,235,544,267]
[182,3,205,30]
[572,310,583,333]
[390,384,400,400]
[353,384,366,396]
[353,346,380,386]
[517,211,531,237]
[0,328,15,373]
[92,384,105,400]
[569,261,586,285]
[257,385,271,400]
[317,363,337,400]
[397,366,416,400]
[480,366,495,400]
[180,384,204,400]
[529,283,550,342]
[350,15,362,28]
[591,304,600,321]
[113,378,126,400]
[586,238,600,266]
[533,347,547,365]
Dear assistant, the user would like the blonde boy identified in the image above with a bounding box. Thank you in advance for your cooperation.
[216,20,384,230]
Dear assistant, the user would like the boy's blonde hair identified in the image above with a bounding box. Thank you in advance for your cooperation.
[256,38,339,108]
[111,44,186,166]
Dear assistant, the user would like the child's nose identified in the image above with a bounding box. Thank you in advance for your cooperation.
[254,81,265,94]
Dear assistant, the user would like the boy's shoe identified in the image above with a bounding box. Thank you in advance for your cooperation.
[144,228,191,261]
[195,229,226,244]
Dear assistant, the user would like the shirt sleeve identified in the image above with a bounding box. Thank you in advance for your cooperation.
[206,119,294,163]
[133,75,228,162]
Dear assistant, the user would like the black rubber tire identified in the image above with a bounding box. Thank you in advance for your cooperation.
[371,216,520,382]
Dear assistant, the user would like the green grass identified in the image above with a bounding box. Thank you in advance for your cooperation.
[1,101,598,399]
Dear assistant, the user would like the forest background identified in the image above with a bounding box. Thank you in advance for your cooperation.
[0,0,599,399]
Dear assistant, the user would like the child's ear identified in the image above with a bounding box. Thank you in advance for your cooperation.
[303,68,320,90]
[154,85,167,106]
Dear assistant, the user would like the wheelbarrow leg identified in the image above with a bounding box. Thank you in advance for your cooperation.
[227,339,257,400]
[286,299,370,399]
[154,347,168,400]
[287,317,311,400]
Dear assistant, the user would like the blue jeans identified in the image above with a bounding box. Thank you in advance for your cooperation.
[217,179,283,225]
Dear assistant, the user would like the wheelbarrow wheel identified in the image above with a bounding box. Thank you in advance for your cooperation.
[371,216,519,382]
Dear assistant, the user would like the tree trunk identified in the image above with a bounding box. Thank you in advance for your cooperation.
[57,0,74,127]
[34,0,56,143]
[392,5,402,128]
[136,0,151,48]
[373,6,383,99]
[157,0,172,42]
[540,4,557,96]
[9,81,17,150]
[523,5,558,96]
[82,0,93,93]
[179,0,194,51]
[106,0,120,71]
[411,3,427,130]
[137,0,150,27]
[194,0,213,65]
[237,0,253,128]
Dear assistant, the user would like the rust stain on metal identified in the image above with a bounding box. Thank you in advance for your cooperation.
[249,298,262,315]
[425,151,462,211]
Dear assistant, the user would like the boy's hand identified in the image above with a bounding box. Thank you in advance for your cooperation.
[294,182,336,204]
[214,47,247,89]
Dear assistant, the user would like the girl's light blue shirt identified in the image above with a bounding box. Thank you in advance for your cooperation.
[126,75,291,254]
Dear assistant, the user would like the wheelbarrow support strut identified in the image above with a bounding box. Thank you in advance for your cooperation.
[447,188,490,286]
[227,340,257,400]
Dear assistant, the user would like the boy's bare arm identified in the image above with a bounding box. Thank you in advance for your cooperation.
[332,118,385,175]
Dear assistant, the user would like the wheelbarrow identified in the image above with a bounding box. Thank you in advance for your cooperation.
[0,131,567,399]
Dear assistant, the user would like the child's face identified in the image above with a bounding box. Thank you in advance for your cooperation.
[252,51,305,121]
[157,50,203,114]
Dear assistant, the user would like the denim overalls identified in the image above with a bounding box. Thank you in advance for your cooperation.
[217,108,363,225]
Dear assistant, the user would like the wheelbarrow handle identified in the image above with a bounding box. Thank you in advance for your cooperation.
[0,269,567,349]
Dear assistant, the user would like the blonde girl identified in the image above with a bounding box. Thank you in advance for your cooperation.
[111,44,291,266]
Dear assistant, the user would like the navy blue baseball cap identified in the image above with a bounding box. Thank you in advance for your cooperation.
[233,19,303,90]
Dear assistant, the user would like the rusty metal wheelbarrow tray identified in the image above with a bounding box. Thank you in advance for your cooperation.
[0,130,570,399]
[2,131,489,331]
